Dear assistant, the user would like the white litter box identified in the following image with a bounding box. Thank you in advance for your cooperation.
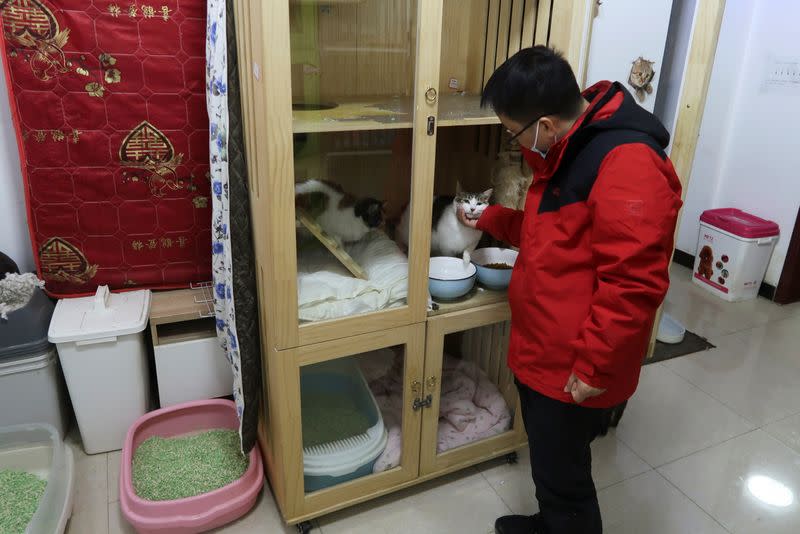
[301,359,388,493]
[49,286,151,454]
[0,288,68,436]
[0,423,75,534]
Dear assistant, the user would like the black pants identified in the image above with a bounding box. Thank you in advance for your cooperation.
[517,380,605,534]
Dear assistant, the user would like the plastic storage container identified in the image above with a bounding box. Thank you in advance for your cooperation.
[120,399,263,534]
[0,288,68,436]
[301,359,388,493]
[49,286,151,454]
[0,423,75,534]
[693,208,780,302]
[153,319,234,408]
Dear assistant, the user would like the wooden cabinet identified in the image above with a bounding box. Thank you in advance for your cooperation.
[233,0,592,527]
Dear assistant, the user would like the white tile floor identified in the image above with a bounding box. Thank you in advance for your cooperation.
[65,265,800,534]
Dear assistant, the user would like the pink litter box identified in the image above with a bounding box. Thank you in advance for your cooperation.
[119,399,264,533]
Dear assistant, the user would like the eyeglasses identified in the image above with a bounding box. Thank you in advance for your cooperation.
[505,112,555,144]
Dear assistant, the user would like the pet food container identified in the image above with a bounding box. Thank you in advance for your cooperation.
[428,257,477,300]
[693,208,779,302]
[301,359,388,493]
[0,423,75,534]
[471,247,519,290]
[0,288,68,436]
[48,286,151,454]
[120,399,263,534]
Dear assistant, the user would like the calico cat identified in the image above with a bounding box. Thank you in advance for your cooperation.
[396,184,492,257]
[295,179,386,243]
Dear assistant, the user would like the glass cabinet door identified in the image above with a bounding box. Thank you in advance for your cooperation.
[420,308,525,474]
[294,324,425,508]
[289,1,419,328]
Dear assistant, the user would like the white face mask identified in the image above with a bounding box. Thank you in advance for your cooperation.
[530,120,557,159]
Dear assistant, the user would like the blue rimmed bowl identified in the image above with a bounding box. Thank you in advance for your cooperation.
[428,257,477,300]
[471,248,518,290]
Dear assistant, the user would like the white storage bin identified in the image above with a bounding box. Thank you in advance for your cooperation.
[693,208,780,302]
[0,423,75,534]
[153,318,234,407]
[48,286,151,454]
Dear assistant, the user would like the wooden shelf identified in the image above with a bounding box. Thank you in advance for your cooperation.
[150,288,211,326]
[292,94,499,134]
[293,97,413,133]
[428,286,509,317]
[438,94,500,127]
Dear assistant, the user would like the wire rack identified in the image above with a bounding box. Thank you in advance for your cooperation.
[190,281,215,318]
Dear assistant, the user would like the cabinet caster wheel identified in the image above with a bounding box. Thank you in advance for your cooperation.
[505,452,518,464]
[297,521,313,533]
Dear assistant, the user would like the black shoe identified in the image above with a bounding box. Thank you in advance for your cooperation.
[494,514,541,534]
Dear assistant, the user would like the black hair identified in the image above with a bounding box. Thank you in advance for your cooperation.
[481,46,583,123]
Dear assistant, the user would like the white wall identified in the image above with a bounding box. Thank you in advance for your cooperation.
[584,0,674,113]
[678,0,800,286]
[0,66,33,272]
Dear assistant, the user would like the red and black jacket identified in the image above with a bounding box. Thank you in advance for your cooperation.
[478,81,682,408]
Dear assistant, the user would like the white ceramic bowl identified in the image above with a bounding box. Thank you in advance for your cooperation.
[428,257,477,300]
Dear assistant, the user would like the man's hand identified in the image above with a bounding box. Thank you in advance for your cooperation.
[457,207,480,229]
[564,373,606,404]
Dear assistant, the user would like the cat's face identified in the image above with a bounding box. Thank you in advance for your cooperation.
[454,188,492,220]
[354,198,386,228]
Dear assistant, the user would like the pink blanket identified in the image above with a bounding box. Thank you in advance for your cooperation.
[361,351,512,473]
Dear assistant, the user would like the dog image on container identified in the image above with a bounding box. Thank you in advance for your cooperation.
[697,245,714,280]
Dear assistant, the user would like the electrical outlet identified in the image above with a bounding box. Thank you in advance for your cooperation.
[765,58,800,88]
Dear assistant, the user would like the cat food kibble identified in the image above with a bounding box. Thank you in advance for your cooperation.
[484,262,513,270]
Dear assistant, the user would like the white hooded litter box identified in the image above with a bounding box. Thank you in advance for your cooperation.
[0,423,75,534]
[0,288,68,436]
[48,286,151,454]
[693,208,780,302]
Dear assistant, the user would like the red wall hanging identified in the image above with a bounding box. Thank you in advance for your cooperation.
[0,0,211,297]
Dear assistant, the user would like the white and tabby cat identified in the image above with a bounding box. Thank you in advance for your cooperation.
[295,179,386,243]
[397,184,492,257]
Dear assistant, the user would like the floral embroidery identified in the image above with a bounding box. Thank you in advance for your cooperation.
[104,68,121,83]
[85,82,104,97]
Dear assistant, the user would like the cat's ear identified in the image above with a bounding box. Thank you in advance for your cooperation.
[455,181,463,194]
[482,188,494,199]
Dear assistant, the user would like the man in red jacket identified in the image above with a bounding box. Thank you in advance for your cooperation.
[459,47,682,533]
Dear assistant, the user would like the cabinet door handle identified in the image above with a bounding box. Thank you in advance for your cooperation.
[427,116,435,136]
[425,87,437,104]
[413,394,433,411]
[411,379,433,411]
